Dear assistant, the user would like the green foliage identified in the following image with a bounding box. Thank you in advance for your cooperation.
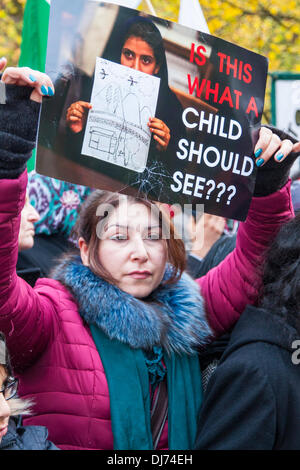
[141,0,180,22]
[0,0,26,64]
[201,0,300,74]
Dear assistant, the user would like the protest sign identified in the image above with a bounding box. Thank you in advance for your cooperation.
[37,0,268,220]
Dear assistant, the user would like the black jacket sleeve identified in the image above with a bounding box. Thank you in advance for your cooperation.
[0,81,41,178]
[194,355,277,450]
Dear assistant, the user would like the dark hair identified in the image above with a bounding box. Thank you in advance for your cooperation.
[121,18,164,71]
[260,213,300,332]
[73,190,186,285]
[0,332,13,378]
[119,16,169,84]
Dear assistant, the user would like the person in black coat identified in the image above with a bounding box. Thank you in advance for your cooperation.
[195,212,300,450]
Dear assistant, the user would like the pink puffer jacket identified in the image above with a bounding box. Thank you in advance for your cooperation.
[0,171,293,450]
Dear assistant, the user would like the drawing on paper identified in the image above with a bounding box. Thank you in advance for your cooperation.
[81,58,160,172]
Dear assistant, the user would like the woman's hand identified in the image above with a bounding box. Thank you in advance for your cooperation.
[1,64,54,103]
[191,214,226,259]
[148,117,170,152]
[254,126,300,166]
[253,126,300,197]
[66,101,92,134]
[0,57,7,72]
[0,63,54,179]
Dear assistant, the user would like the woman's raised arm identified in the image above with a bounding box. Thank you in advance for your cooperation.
[197,126,300,335]
[0,66,59,370]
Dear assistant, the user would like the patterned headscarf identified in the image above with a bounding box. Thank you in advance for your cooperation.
[27,171,93,243]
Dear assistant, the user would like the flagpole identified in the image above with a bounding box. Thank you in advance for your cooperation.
[144,0,156,16]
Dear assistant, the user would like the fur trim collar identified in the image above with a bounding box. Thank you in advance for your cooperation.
[52,255,212,355]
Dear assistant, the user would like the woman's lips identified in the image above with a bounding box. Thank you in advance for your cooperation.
[128,271,151,279]
[0,425,8,439]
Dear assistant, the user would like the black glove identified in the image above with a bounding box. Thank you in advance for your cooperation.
[0,82,41,179]
[254,126,300,197]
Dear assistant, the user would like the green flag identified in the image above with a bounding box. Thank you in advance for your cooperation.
[19,0,51,171]
[19,0,50,71]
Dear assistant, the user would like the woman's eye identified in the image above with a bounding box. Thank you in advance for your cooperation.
[142,56,153,65]
[122,49,133,59]
[110,234,127,241]
[146,233,160,240]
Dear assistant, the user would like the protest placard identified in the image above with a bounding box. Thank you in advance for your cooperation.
[37,0,268,220]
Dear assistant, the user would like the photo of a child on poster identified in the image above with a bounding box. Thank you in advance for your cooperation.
[37,0,268,221]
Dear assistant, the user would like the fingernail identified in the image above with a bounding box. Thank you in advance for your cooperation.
[254,148,263,158]
[256,158,264,167]
[47,87,54,96]
[276,153,284,161]
[41,85,48,95]
[29,74,37,82]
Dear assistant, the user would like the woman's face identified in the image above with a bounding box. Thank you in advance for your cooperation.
[18,195,40,251]
[0,366,10,443]
[79,201,168,298]
[121,36,160,75]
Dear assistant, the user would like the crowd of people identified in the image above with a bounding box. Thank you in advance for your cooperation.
[0,19,300,451]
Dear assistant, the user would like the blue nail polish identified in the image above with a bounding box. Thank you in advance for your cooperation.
[276,153,284,161]
[256,158,264,167]
[255,148,263,158]
[41,85,48,95]
[47,87,54,96]
[29,74,36,82]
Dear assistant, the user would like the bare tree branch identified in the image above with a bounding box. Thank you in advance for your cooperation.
[221,0,299,27]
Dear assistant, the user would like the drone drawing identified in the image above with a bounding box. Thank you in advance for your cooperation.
[81,58,160,172]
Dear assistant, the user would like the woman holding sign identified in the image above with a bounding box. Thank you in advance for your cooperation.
[0,63,299,450]
[66,16,186,157]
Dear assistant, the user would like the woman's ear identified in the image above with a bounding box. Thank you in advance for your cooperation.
[78,237,89,266]
[154,64,160,75]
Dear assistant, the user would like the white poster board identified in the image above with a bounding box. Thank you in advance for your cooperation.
[81,57,160,172]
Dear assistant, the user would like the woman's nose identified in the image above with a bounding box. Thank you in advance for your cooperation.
[0,394,10,423]
[132,57,141,71]
[28,205,40,223]
[130,236,148,261]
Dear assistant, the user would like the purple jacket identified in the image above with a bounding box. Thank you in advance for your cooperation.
[0,171,293,450]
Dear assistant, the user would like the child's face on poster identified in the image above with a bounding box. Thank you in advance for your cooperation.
[121,36,160,76]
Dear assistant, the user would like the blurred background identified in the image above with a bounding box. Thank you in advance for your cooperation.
[0,0,299,124]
